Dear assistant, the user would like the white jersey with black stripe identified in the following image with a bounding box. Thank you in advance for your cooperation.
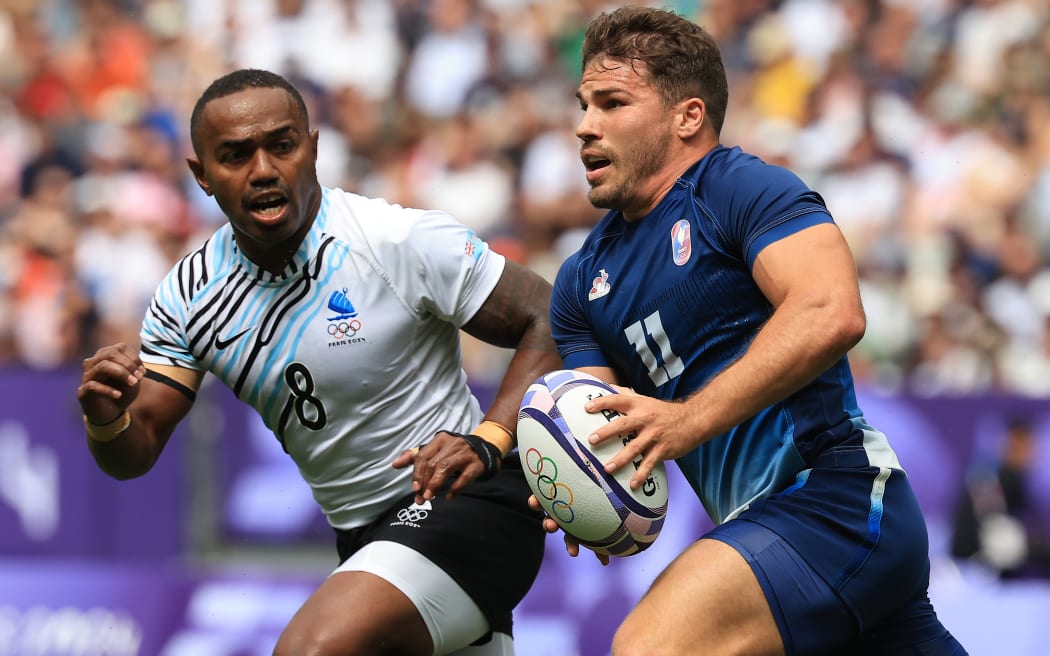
[140,187,506,529]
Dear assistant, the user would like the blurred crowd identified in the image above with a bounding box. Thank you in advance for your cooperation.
[1,0,1050,397]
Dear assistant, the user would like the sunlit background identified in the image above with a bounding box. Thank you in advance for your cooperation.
[2,0,1050,654]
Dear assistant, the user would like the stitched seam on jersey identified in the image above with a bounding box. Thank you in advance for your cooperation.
[742,207,829,259]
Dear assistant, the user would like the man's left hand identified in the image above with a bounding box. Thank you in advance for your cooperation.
[392,431,492,503]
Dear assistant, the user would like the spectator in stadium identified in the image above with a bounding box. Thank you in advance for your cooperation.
[539,7,967,655]
[76,68,560,656]
[951,416,1050,581]
[0,0,1047,399]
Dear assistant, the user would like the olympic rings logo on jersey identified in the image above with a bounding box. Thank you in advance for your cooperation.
[396,505,430,523]
[327,319,362,340]
[525,447,576,524]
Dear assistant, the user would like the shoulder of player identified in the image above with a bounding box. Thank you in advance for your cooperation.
[157,228,234,303]
[552,246,598,294]
[553,210,621,275]
[323,187,451,243]
[693,146,809,197]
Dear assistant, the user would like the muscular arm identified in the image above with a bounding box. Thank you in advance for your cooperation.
[461,259,563,433]
[682,221,866,439]
[78,344,200,480]
[396,260,563,501]
[587,222,866,485]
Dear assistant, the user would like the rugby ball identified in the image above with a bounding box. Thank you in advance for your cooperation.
[517,369,668,557]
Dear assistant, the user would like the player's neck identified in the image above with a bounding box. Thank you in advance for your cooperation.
[623,144,717,222]
[235,220,314,275]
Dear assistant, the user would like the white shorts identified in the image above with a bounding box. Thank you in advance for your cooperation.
[334,540,514,655]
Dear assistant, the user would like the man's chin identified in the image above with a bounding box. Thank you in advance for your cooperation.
[233,221,296,244]
[587,188,617,211]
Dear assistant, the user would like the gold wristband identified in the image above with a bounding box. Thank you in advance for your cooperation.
[84,410,131,443]
[471,420,515,457]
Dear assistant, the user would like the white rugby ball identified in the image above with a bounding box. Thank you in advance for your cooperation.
[517,369,668,557]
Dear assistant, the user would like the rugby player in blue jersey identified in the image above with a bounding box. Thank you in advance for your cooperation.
[540,6,968,655]
[77,68,560,655]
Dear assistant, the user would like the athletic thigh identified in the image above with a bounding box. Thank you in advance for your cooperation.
[276,455,543,656]
[350,455,545,637]
[308,456,543,651]
[274,564,434,656]
[335,541,496,654]
[612,537,784,656]
[277,542,516,656]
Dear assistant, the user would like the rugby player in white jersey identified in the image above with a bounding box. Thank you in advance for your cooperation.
[76,68,561,656]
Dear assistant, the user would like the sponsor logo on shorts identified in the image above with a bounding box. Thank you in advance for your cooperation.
[391,500,432,528]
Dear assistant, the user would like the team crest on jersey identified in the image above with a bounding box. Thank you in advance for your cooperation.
[671,219,692,266]
[588,268,611,301]
[328,288,358,320]
[326,288,366,347]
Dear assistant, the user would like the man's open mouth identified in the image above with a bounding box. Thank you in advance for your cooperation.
[248,193,289,220]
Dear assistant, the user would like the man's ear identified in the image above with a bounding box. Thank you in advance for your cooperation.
[676,98,706,139]
[186,158,211,196]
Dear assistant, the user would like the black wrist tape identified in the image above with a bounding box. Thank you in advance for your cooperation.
[451,431,503,481]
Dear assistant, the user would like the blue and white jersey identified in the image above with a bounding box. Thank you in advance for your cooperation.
[551,145,899,525]
[141,187,505,529]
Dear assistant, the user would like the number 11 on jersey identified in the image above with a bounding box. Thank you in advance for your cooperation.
[625,310,684,386]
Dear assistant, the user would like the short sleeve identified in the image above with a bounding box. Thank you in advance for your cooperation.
[714,163,833,268]
[397,210,506,326]
[550,252,610,369]
[139,267,201,370]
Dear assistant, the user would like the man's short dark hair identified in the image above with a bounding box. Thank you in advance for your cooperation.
[582,6,729,135]
[189,69,310,155]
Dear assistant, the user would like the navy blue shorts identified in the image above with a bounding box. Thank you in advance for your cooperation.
[708,446,967,655]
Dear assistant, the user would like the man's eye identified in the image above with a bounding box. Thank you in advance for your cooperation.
[221,150,249,163]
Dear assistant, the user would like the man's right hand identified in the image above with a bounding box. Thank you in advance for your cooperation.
[77,343,146,424]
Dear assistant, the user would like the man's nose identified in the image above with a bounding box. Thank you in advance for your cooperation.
[249,149,278,183]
